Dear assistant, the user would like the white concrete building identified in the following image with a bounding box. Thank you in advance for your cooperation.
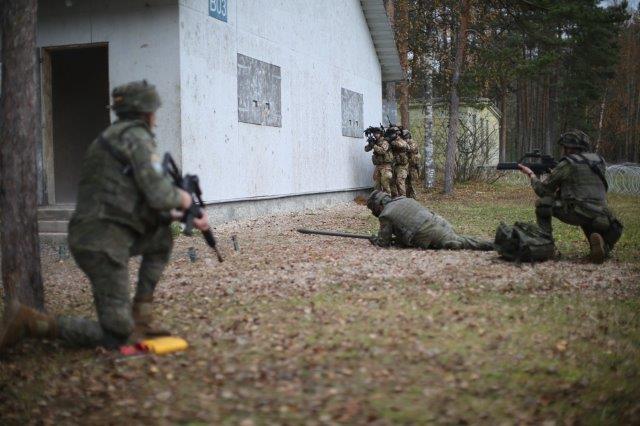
[36,0,402,228]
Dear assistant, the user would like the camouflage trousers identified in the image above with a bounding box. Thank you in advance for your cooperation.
[392,164,409,197]
[373,164,393,194]
[406,165,420,199]
[59,220,173,348]
[536,196,623,252]
[411,215,494,251]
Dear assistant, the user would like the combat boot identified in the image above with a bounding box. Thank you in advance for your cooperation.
[0,302,58,352]
[588,233,606,264]
[132,295,171,337]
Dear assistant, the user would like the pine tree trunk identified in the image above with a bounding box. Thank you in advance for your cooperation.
[444,0,469,194]
[397,0,410,128]
[499,88,507,161]
[0,0,45,310]
[423,65,435,188]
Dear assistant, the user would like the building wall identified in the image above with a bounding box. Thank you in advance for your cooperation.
[37,0,181,158]
[178,0,382,203]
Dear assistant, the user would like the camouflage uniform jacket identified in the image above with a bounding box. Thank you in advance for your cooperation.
[366,138,393,165]
[377,197,432,246]
[390,137,410,166]
[530,152,608,208]
[69,119,182,240]
[407,138,421,166]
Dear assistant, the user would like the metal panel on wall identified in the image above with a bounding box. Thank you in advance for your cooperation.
[341,88,363,138]
[237,53,282,127]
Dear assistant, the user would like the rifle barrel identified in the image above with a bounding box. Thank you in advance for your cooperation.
[297,228,374,240]
[496,162,519,170]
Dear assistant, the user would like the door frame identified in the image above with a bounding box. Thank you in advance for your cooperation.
[40,42,109,206]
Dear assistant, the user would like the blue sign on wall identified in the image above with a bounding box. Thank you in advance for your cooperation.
[209,0,228,22]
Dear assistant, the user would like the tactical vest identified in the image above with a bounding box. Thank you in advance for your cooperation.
[407,139,421,166]
[372,143,394,166]
[379,197,432,245]
[559,152,607,203]
[391,137,409,166]
[70,120,159,234]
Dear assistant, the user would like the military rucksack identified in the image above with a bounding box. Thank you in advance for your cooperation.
[494,222,556,262]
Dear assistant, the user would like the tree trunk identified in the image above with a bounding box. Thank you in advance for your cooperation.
[595,89,607,153]
[423,64,435,188]
[443,0,470,194]
[397,0,410,128]
[0,0,45,310]
[499,88,507,161]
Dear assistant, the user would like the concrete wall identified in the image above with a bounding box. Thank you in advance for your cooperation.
[178,0,382,203]
[37,0,181,158]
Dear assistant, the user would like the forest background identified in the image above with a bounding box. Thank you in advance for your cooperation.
[386,0,640,192]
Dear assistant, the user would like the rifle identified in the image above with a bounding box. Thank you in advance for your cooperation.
[496,149,557,177]
[163,153,224,262]
[297,228,376,241]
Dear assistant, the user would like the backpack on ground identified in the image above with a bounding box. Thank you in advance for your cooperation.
[494,221,556,262]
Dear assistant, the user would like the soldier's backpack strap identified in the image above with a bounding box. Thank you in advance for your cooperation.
[97,122,145,176]
[566,153,609,192]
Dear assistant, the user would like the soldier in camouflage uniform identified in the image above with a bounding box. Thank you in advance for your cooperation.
[364,126,394,194]
[366,190,494,250]
[0,80,209,352]
[387,126,410,197]
[518,130,622,263]
[404,129,421,199]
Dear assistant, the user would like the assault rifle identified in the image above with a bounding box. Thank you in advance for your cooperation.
[496,149,557,177]
[163,153,224,262]
[297,228,376,242]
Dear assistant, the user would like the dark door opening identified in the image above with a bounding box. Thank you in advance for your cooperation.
[50,45,110,203]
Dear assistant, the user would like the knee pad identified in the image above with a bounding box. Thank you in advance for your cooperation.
[590,215,610,232]
[603,218,624,247]
[100,308,134,341]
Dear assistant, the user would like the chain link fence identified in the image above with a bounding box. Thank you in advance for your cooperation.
[481,163,640,196]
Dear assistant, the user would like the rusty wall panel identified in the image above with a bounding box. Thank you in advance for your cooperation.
[237,53,282,127]
[341,88,363,138]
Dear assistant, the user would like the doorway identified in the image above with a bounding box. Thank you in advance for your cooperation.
[43,44,110,204]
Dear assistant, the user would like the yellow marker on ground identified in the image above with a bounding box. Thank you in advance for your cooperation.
[141,336,189,355]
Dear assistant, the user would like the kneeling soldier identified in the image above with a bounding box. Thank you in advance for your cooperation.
[1,80,210,352]
[366,190,494,250]
[518,130,623,263]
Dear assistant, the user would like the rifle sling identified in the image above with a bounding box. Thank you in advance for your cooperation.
[97,123,141,177]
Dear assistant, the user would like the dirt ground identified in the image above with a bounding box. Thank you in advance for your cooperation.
[1,183,639,425]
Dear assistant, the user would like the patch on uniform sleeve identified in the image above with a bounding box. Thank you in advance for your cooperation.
[151,153,163,173]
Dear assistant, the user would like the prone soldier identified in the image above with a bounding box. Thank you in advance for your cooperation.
[0,80,211,352]
[364,126,394,194]
[367,190,494,251]
[517,130,623,263]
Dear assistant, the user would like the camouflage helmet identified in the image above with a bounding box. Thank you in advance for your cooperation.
[364,126,383,136]
[401,129,412,139]
[558,130,590,151]
[384,126,400,141]
[366,190,391,211]
[111,80,161,114]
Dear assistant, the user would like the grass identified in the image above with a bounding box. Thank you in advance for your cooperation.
[0,181,639,425]
[418,181,640,264]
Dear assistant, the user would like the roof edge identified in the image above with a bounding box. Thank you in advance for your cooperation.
[360,0,404,82]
